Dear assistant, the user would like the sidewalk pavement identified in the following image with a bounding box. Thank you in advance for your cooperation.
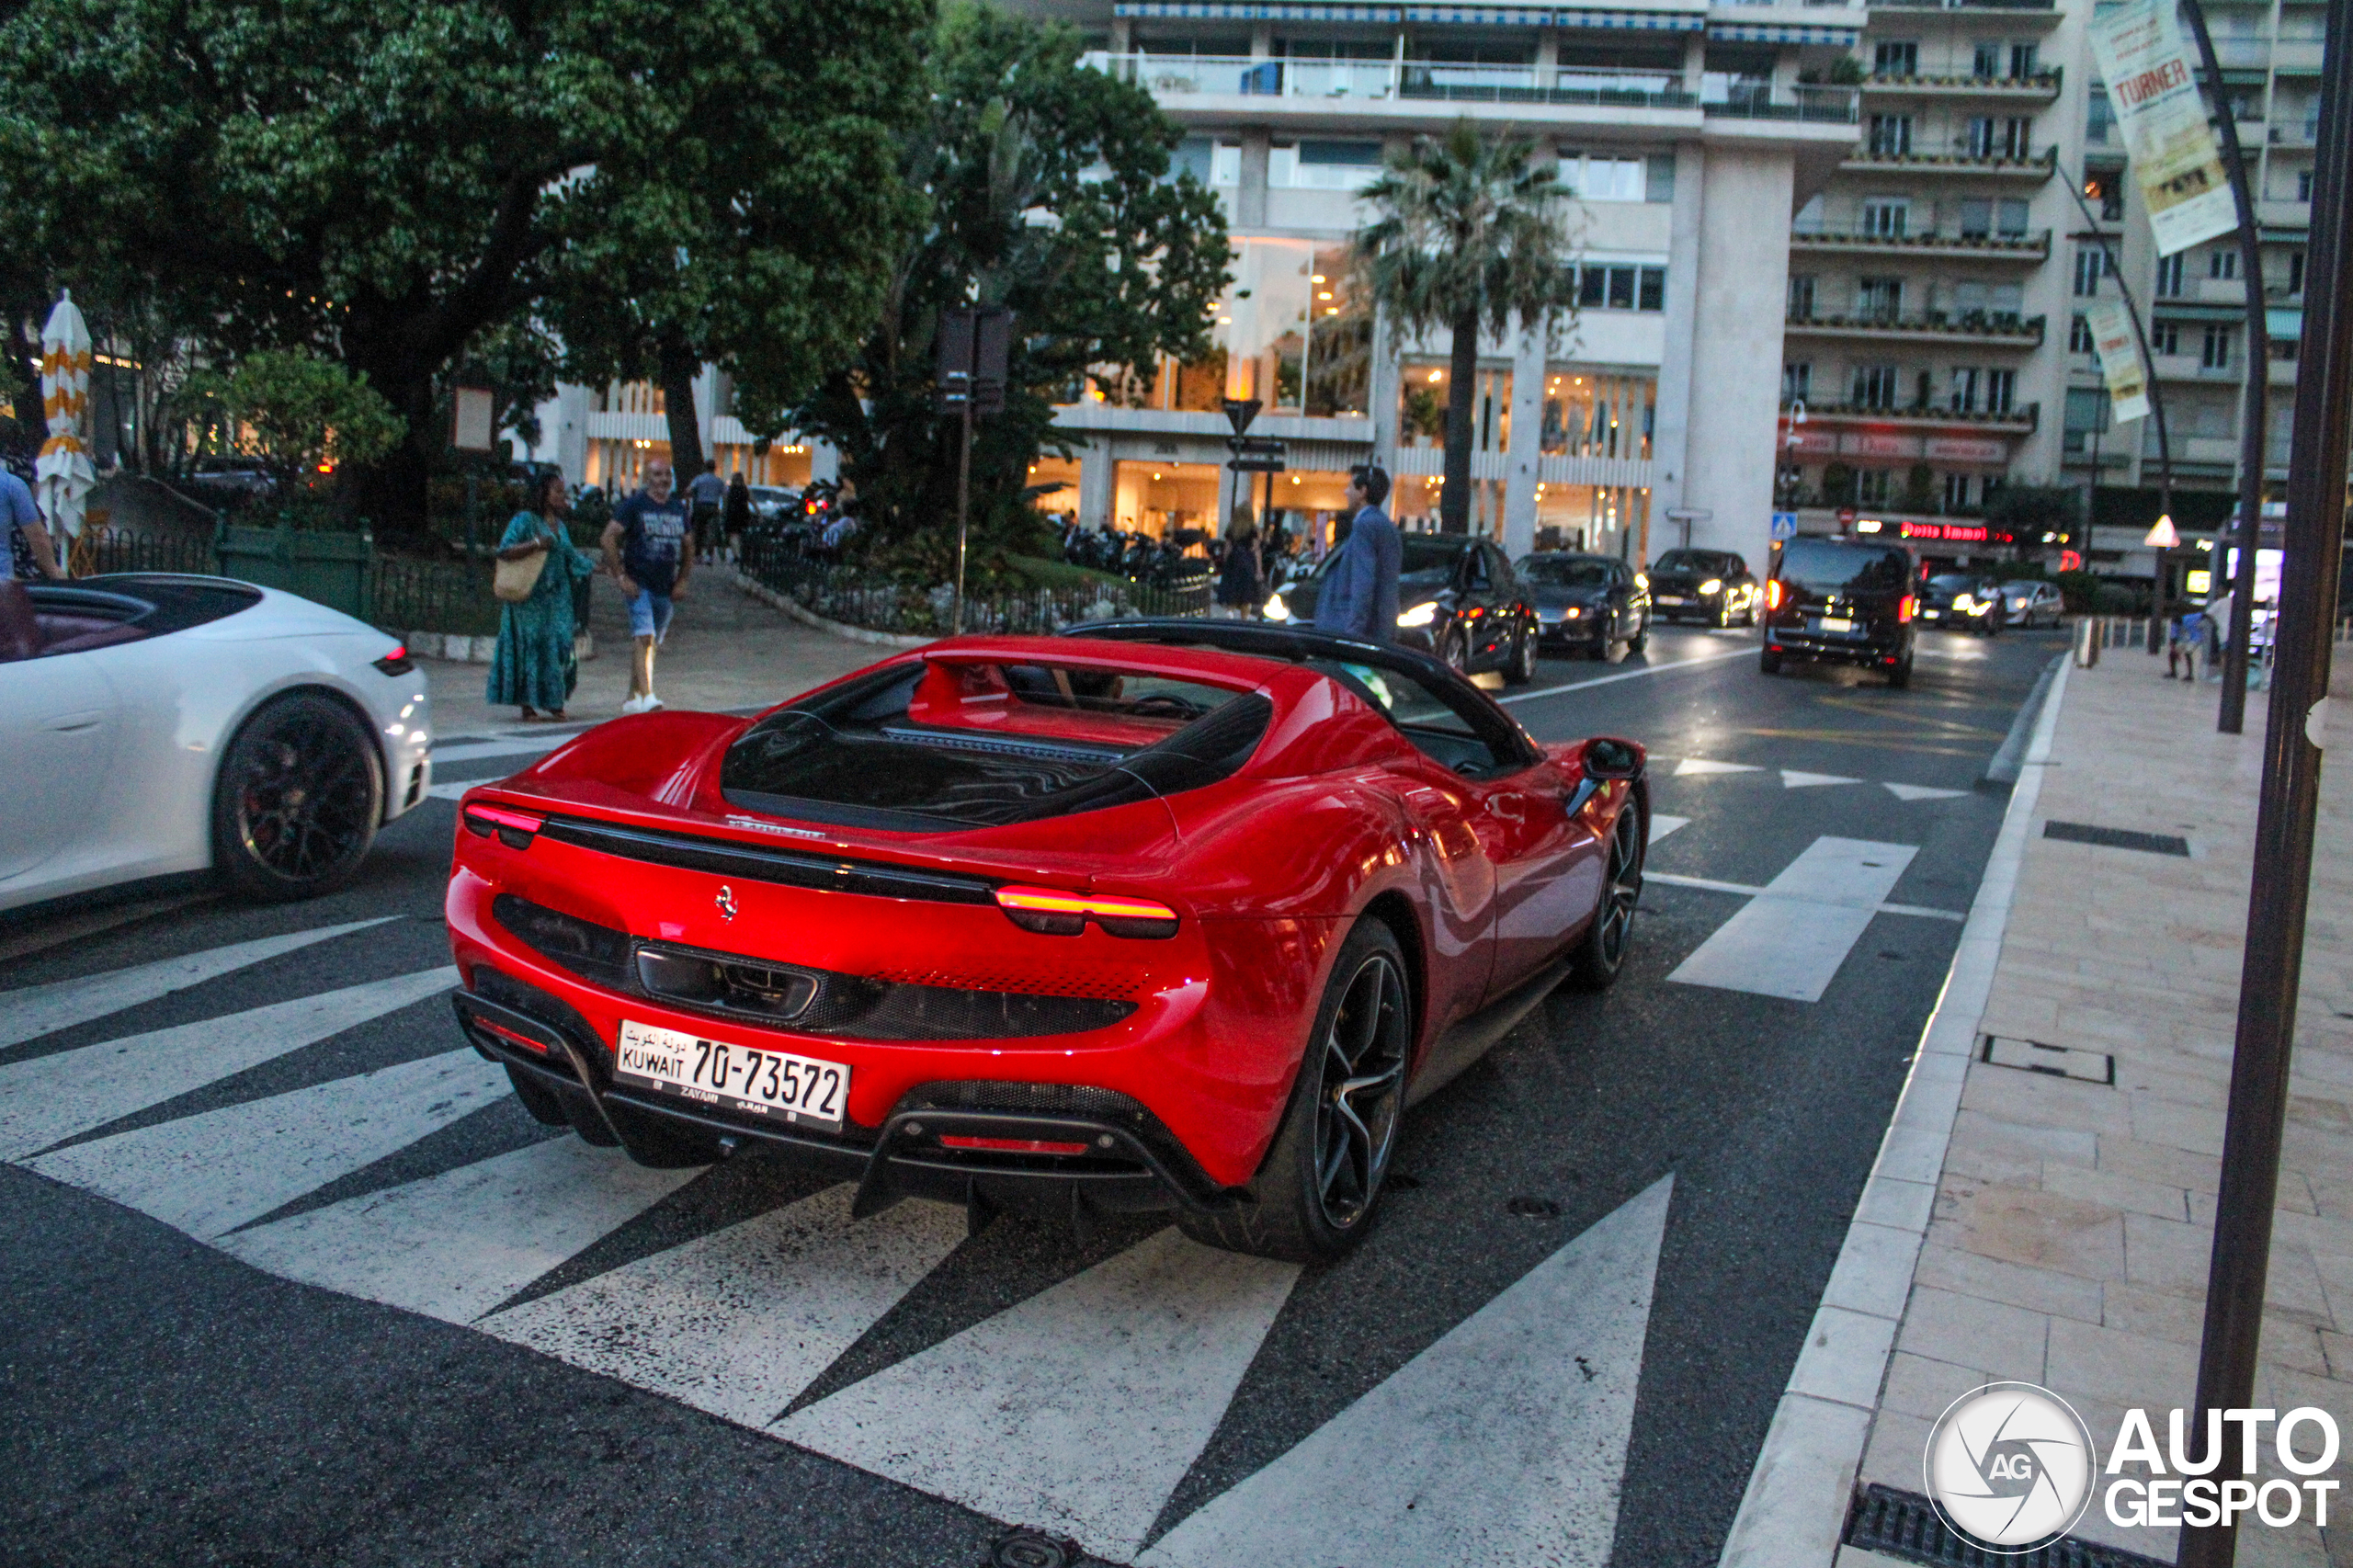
[421,570,879,739]
[1725,644,2353,1568]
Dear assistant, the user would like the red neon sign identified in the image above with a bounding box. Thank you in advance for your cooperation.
[1898,521,1990,542]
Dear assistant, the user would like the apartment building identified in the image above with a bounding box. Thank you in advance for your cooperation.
[1775,0,2317,570]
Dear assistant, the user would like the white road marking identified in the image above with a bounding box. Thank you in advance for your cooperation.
[0,918,400,1051]
[0,966,459,1161]
[429,735,579,766]
[1644,872,1962,922]
[1779,769,1860,790]
[1674,758,1761,778]
[1142,1176,1675,1568]
[1665,837,1921,1001]
[483,1185,965,1428]
[220,1136,698,1324]
[29,1050,508,1239]
[1495,645,1755,706]
[778,1226,1299,1561]
[1648,814,1691,846]
[1885,782,1969,801]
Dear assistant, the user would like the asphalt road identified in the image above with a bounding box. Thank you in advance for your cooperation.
[0,620,2065,1568]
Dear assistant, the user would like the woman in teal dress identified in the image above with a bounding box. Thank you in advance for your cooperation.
[486,472,597,722]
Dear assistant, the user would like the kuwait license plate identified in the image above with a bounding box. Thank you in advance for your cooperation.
[1655,595,1686,606]
[614,1019,848,1129]
[1815,616,1854,634]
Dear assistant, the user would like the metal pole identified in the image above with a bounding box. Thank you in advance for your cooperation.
[2177,0,2353,1555]
[2182,0,2276,729]
[952,397,972,637]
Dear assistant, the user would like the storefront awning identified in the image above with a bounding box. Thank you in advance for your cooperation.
[1558,8,1706,28]
[1707,21,1859,43]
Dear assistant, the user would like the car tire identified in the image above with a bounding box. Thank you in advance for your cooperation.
[1504,624,1538,686]
[1759,650,1783,675]
[1629,623,1649,654]
[210,691,382,902]
[1566,794,1643,991]
[1602,638,1629,665]
[1178,919,1412,1263]
[506,1064,571,1126]
[1888,653,1914,689]
[1438,628,1470,674]
[1713,602,1731,630]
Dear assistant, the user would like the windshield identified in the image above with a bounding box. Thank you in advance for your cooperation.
[1777,539,1911,594]
[1519,557,1614,589]
[1653,550,1711,574]
[1314,534,1463,593]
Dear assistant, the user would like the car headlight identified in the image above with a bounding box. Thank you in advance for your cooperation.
[1634,573,1647,588]
[1562,606,1582,619]
[1954,595,1979,614]
[1396,601,1438,629]
[1699,578,1722,596]
[1263,594,1290,621]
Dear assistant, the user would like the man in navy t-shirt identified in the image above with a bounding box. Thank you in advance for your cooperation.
[601,456,693,714]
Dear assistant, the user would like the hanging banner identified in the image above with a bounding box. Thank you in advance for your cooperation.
[2087,0,2237,255]
[2084,299,2153,425]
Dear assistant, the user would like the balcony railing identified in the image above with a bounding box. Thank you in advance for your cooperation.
[1787,311,2048,342]
[1790,228,2051,256]
[1844,146,2059,175]
[2269,119,2324,144]
[1870,0,2055,10]
[1081,53,1699,108]
[1782,398,2040,428]
[1706,84,1861,121]
[1861,69,2062,94]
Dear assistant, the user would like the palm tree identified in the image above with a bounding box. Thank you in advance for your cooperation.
[1354,122,1580,533]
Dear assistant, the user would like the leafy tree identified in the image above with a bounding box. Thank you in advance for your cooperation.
[0,0,926,538]
[1984,482,2081,558]
[185,349,405,475]
[785,3,1231,574]
[1355,123,1579,534]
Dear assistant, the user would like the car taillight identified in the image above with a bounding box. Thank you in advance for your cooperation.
[939,1135,1094,1155]
[994,885,1180,938]
[1898,595,1916,623]
[463,802,545,849]
[373,645,415,676]
[1766,579,1787,612]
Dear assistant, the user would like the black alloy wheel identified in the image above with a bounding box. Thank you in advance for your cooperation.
[1505,621,1538,685]
[1439,626,1471,674]
[210,692,382,901]
[1568,795,1643,989]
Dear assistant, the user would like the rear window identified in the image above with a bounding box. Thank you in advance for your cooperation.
[1520,556,1614,588]
[1776,540,1911,595]
[721,661,1272,831]
[1653,550,1712,573]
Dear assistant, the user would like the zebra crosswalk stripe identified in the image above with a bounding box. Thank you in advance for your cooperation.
[483,1184,966,1429]
[28,1050,508,1240]
[777,1226,1301,1561]
[0,918,400,1051]
[219,1135,699,1324]
[0,965,459,1161]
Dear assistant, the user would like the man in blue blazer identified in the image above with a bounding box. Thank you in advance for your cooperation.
[1313,464,1401,642]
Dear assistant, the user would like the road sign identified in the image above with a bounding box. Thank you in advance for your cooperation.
[1226,434,1285,473]
[1222,398,1262,438]
[936,307,1013,415]
[1770,512,1798,541]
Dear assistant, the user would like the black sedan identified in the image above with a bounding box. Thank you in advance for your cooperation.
[1646,548,1759,627]
[1917,572,2005,635]
[1518,552,1650,658]
[1268,532,1539,684]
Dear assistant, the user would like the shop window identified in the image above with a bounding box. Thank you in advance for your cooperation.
[1540,369,1654,460]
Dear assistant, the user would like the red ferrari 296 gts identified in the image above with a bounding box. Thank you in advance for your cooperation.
[446,620,1646,1260]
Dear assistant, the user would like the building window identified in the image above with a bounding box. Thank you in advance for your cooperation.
[2087,87,2114,144]
[1563,153,1648,203]
[1861,198,1909,237]
[1973,40,2004,78]
[1944,472,1976,511]
[1985,368,2016,414]
[2010,43,2038,77]
[1868,115,1914,156]
[1960,199,1992,238]
[1638,267,1665,311]
[1211,142,1241,186]
[1998,199,2030,236]
[1787,274,1816,318]
[1858,277,1904,320]
[1272,140,1385,191]
[2075,245,2110,296]
[2209,248,2238,280]
[1969,117,2031,158]
[1540,369,1655,460]
[2290,250,2307,294]
[1574,263,1666,311]
[1858,469,1893,505]
[1949,367,1980,411]
[1967,117,1996,158]
[2299,169,2315,202]
[2203,325,2233,369]
[1784,362,1812,401]
[1873,40,1918,75]
[2156,253,2184,297]
[2069,315,2094,353]
[2152,320,2180,355]
[1853,363,1901,408]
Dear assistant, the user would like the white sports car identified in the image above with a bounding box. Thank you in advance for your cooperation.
[0,573,433,914]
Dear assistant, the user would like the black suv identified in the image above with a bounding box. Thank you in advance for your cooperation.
[1273,533,1540,684]
[1646,548,1760,627]
[1760,536,1918,687]
[1917,572,2006,635]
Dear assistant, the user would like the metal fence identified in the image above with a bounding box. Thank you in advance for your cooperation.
[72,528,503,638]
[75,528,220,577]
[738,536,1212,637]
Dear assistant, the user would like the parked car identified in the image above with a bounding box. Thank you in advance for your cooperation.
[0,574,431,912]
[1267,534,1540,684]
[1517,551,1650,657]
[1999,580,2064,629]
[746,485,801,523]
[1918,572,2006,635]
[1759,536,1918,687]
[445,620,1648,1260]
[1645,548,1759,627]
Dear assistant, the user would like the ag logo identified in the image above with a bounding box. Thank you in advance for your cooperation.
[1924,1381,2097,1552]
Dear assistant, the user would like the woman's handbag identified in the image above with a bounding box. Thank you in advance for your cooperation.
[494,528,552,603]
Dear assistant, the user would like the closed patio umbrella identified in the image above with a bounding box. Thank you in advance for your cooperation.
[36,290,95,576]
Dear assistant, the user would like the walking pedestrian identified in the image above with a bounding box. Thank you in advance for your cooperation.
[722,471,752,564]
[602,456,693,715]
[1216,516,1265,619]
[4,463,58,580]
[486,471,597,722]
[1313,464,1401,642]
[686,460,728,563]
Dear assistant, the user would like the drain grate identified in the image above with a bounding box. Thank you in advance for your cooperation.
[2042,822,2190,857]
[1843,1485,2171,1568]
